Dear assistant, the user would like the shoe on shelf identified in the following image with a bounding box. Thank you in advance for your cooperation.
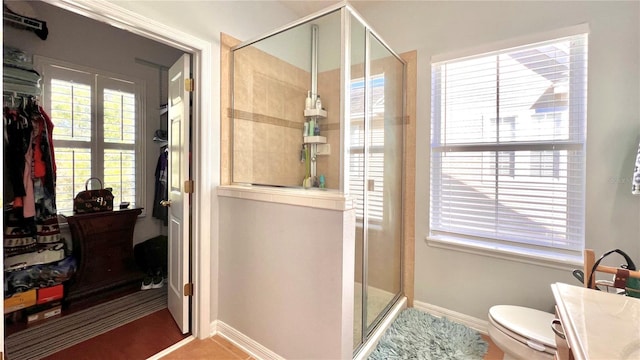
[141,276,153,290]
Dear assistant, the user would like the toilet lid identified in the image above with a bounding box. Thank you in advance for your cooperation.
[489,305,556,348]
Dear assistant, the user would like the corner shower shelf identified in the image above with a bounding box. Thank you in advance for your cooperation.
[304,135,326,144]
[303,108,327,118]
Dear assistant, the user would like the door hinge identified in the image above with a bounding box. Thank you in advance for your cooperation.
[185,78,194,92]
[184,283,193,296]
[184,180,194,193]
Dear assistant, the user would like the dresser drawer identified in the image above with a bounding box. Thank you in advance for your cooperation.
[72,212,137,237]
[65,208,144,304]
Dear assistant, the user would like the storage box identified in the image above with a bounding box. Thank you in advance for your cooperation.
[4,289,36,314]
[37,284,64,304]
[27,304,61,325]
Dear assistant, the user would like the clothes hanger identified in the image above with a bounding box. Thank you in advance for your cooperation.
[3,4,48,40]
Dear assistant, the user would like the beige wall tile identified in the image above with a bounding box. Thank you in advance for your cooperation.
[227,41,311,187]
[221,33,242,185]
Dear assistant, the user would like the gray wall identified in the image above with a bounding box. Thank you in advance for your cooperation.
[218,197,354,359]
[352,0,640,319]
[3,0,184,244]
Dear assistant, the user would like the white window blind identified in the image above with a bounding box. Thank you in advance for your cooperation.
[49,77,94,214]
[430,33,587,252]
[349,76,385,221]
[50,79,92,141]
[36,57,143,214]
[102,87,137,205]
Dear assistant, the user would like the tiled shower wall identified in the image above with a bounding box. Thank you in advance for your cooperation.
[232,45,308,186]
[232,45,342,187]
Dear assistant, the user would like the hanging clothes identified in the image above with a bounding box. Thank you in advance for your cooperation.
[2,48,68,299]
[152,145,168,225]
[29,102,59,244]
[4,104,32,199]
[3,97,60,251]
[29,103,56,194]
[4,103,37,253]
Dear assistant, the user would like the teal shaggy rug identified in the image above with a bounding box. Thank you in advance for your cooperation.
[369,308,488,360]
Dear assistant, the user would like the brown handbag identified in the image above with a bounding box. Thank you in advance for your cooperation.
[73,178,114,214]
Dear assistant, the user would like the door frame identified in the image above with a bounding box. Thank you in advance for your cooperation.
[40,0,215,340]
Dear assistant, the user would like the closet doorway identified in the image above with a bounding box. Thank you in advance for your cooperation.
[3,2,209,354]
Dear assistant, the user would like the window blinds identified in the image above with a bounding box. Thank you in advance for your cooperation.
[430,33,587,251]
[50,79,92,141]
[50,79,93,214]
[349,77,386,222]
[103,89,136,145]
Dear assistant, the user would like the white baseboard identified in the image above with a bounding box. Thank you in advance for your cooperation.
[213,320,285,360]
[210,319,218,337]
[210,301,407,360]
[413,300,489,335]
[146,336,195,360]
[354,296,407,360]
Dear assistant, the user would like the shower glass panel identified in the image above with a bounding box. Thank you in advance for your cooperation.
[350,13,366,350]
[365,33,404,331]
[231,10,341,189]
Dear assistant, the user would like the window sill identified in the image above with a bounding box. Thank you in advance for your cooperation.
[425,234,583,271]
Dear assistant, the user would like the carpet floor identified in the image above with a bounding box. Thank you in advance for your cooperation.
[369,308,488,360]
[6,288,167,360]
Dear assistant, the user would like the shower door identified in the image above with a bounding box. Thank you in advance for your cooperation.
[364,31,404,330]
[352,17,405,351]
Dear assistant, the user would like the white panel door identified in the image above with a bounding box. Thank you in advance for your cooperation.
[167,53,191,334]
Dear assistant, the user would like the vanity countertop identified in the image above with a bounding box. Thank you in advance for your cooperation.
[551,282,640,360]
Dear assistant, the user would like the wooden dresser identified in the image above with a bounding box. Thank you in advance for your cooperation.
[65,208,144,306]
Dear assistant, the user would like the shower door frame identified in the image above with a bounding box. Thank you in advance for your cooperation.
[344,4,407,354]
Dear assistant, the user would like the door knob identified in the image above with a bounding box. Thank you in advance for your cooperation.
[160,200,172,207]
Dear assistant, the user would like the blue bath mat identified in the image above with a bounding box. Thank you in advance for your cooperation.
[369,308,488,360]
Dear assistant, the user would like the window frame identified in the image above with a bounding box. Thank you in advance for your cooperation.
[428,29,588,266]
[34,56,146,216]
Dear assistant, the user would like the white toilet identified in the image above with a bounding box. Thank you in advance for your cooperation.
[488,305,557,360]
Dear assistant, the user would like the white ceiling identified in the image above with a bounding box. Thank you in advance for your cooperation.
[277,0,344,17]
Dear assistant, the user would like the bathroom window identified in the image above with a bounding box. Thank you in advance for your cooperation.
[35,57,144,214]
[429,31,587,255]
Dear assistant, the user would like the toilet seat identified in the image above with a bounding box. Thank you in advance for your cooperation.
[488,305,556,359]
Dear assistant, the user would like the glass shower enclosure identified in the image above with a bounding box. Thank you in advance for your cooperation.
[230,3,406,353]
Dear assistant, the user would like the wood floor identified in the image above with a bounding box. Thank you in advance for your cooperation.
[35,309,504,360]
[482,334,506,360]
[160,336,253,360]
[41,308,188,360]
